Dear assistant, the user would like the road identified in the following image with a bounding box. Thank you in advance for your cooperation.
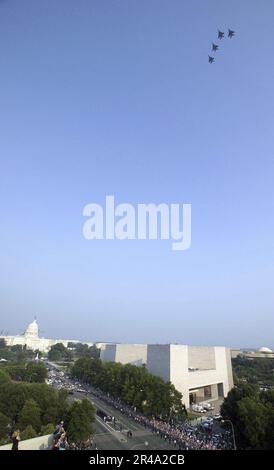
[49,363,230,450]
[72,390,176,450]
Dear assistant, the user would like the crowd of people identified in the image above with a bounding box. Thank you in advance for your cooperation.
[137,417,232,450]
[88,386,233,450]
[9,370,232,451]
[52,421,69,450]
[51,420,95,450]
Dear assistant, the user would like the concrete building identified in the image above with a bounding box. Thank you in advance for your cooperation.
[230,348,242,359]
[101,343,147,366]
[231,346,274,359]
[244,347,274,359]
[0,319,94,353]
[1,321,234,409]
[101,343,233,409]
[147,344,233,408]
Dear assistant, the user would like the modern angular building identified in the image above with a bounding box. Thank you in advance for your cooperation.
[100,343,147,366]
[101,343,233,408]
[147,344,233,408]
[1,321,234,409]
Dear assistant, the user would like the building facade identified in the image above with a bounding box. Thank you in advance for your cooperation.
[147,344,233,408]
[0,320,94,353]
[101,343,234,409]
[1,321,234,409]
[100,343,147,366]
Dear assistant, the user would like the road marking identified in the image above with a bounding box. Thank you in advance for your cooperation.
[96,416,127,443]
[86,393,141,431]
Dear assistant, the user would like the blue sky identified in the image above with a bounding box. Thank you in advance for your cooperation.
[0,0,273,347]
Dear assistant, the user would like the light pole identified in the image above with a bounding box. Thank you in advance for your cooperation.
[221,419,236,450]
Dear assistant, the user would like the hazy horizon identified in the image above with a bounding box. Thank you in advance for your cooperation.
[1,317,271,351]
[0,1,273,348]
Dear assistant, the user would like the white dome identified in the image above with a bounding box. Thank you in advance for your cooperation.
[24,320,39,338]
[257,347,273,354]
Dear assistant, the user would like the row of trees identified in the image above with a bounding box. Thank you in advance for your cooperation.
[1,362,47,383]
[232,356,274,386]
[0,340,39,363]
[221,382,274,449]
[0,369,69,444]
[0,369,95,445]
[0,339,100,363]
[68,342,100,359]
[48,342,100,362]
[71,358,185,419]
[48,343,73,362]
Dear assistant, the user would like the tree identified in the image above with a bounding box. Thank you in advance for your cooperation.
[22,383,69,426]
[6,363,47,383]
[18,399,41,432]
[0,343,34,362]
[0,412,9,440]
[71,357,103,385]
[232,356,274,387]
[88,345,100,359]
[264,404,274,449]
[80,398,96,423]
[5,364,27,382]
[221,383,274,449]
[236,396,268,449]
[20,425,37,440]
[221,383,257,424]
[67,399,95,443]
[260,389,274,407]
[10,345,34,362]
[26,362,47,383]
[0,379,70,429]
[71,357,185,419]
[48,343,72,362]
[0,382,29,420]
[69,343,101,359]
[41,423,55,435]
[0,369,10,385]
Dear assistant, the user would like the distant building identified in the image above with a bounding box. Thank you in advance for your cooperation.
[100,343,147,366]
[101,343,234,408]
[245,347,274,359]
[0,319,95,353]
[230,348,242,359]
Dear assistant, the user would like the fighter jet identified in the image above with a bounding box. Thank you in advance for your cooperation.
[228,29,235,38]
[218,30,225,39]
[212,43,219,52]
[208,55,215,64]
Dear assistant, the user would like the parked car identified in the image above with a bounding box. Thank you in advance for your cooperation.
[192,404,206,413]
[201,402,214,411]
[213,414,222,421]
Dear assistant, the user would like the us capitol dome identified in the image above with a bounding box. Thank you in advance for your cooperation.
[0,319,94,353]
[24,319,39,338]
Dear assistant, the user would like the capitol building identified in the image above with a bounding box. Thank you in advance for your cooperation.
[0,319,94,353]
[1,320,235,409]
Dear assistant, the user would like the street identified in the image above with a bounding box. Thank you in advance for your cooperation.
[73,390,176,450]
